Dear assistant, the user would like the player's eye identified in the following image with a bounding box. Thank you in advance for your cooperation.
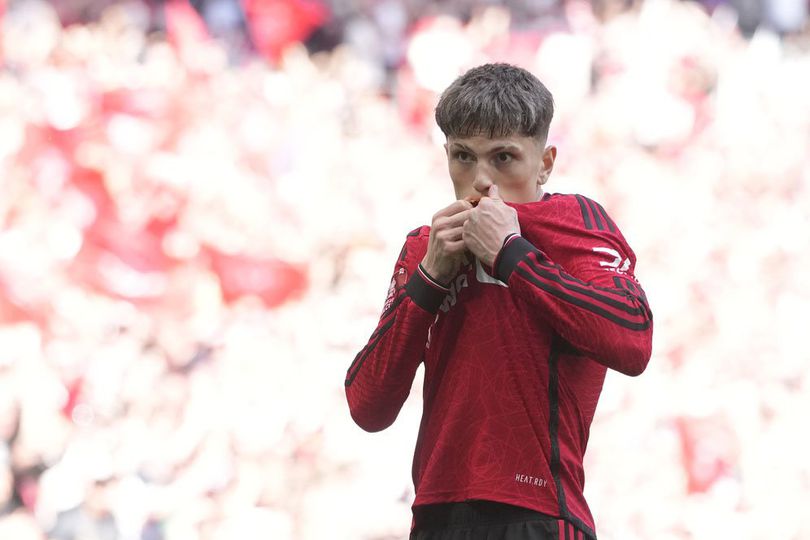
[453,151,474,163]
[494,152,514,164]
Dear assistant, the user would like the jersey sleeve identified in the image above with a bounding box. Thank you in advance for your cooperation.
[344,227,447,432]
[495,195,653,376]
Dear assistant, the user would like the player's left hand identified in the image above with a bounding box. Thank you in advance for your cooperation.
[462,185,521,268]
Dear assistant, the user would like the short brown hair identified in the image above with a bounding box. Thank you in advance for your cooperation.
[435,63,554,141]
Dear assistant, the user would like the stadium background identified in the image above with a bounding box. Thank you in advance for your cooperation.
[0,0,808,538]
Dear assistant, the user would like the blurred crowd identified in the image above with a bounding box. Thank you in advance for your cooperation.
[31,0,810,64]
[1,0,809,539]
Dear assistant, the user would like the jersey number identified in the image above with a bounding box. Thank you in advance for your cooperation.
[592,247,630,274]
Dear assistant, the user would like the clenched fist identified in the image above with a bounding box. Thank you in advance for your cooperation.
[420,199,474,285]
[463,185,521,268]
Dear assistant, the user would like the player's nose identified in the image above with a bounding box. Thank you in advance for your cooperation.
[472,166,493,195]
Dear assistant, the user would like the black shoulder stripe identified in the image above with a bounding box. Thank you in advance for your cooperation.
[614,277,651,317]
[586,198,604,231]
[345,318,396,386]
[575,195,593,230]
[525,259,644,316]
[625,278,650,312]
[624,279,637,293]
[516,267,650,330]
[533,253,628,298]
[398,245,407,262]
[620,276,646,302]
[613,276,635,293]
[407,227,422,237]
[594,201,617,233]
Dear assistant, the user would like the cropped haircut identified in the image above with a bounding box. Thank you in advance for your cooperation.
[435,63,555,141]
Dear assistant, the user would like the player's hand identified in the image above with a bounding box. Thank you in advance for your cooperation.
[463,185,521,268]
[421,199,474,285]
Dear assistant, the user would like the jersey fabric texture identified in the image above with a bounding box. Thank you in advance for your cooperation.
[345,193,654,539]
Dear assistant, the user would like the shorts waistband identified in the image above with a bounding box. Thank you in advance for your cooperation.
[412,500,554,529]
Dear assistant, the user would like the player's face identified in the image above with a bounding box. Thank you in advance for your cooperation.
[445,134,556,203]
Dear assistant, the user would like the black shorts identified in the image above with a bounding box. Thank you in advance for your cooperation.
[409,500,591,540]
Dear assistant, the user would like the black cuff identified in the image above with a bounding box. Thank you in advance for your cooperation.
[494,236,537,282]
[405,266,448,313]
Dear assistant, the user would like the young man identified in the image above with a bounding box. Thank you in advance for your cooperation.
[345,63,653,540]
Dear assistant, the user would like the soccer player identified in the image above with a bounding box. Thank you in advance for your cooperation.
[345,63,653,540]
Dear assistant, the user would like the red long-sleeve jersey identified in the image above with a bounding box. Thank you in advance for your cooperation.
[345,193,653,538]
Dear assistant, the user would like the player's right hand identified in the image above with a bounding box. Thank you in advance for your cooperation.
[420,200,474,286]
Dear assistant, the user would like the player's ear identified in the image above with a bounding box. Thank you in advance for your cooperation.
[537,145,557,186]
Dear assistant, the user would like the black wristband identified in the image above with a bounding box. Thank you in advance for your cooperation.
[405,265,448,313]
[494,236,536,282]
[417,263,450,289]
